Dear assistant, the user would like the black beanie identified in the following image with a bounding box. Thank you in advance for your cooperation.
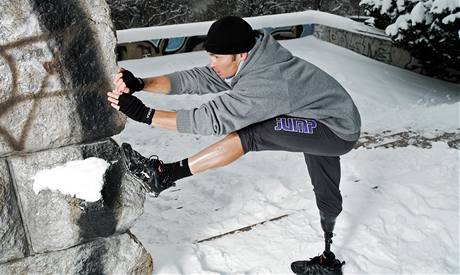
[205,16,256,54]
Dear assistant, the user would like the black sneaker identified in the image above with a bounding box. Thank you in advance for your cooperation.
[120,143,175,196]
[291,251,344,275]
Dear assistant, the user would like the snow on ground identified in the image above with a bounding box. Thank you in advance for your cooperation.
[113,22,460,274]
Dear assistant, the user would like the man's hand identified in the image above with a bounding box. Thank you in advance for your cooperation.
[113,67,145,94]
[107,90,154,125]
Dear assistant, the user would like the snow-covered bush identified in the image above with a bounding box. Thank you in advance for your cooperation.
[360,0,397,28]
[360,0,460,78]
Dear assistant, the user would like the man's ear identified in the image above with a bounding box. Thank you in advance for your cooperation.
[240,52,248,61]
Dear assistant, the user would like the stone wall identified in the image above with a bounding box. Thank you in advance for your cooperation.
[313,25,422,74]
[313,24,459,83]
[0,0,152,273]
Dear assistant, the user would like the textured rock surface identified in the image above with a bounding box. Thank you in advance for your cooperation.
[7,139,146,254]
[0,158,28,264]
[0,0,125,157]
[0,232,153,274]
[0,0,152,272]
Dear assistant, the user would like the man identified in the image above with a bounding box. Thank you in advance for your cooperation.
[107,16,360,275]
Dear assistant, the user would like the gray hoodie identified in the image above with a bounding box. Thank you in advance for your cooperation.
[167,30,361,141]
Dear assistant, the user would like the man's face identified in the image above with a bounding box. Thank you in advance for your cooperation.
[208,53,246,79]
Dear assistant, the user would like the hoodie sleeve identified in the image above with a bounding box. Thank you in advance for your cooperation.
[166,66,230,95]
[175,78,291,136]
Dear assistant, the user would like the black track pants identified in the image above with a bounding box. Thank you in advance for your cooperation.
[237,116,357,217]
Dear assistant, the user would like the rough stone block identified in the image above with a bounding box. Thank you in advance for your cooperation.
[0,232,153,274]
[0,158,28,263]
[0,0,125,157]
[7,139,146,254]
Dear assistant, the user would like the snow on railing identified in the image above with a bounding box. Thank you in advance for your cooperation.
[116,10,376,43]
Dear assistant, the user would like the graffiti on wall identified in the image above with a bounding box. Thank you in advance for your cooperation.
[116,25,315,61]
[0,31,119,155]
[1,0,124,156]
[0,34,65,152]
[116,35,206,60]
[313,25,421,71]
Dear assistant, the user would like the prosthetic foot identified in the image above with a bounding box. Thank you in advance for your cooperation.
[291,212,345,275]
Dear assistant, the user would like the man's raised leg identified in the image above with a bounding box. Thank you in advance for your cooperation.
[120,132,245,195]
[188,132,244,174]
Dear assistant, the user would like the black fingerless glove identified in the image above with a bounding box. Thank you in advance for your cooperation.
[121,69,144,93]
[118,94,155,125]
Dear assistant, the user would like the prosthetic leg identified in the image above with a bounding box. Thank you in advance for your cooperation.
[291,212,345,275]
[321,212,335,254]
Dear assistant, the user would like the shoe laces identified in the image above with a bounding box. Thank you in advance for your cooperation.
[148,155,163,171]
[306,253,334,267]
[149,155,175,185]
[148,155,159,161]
[306,254,324,266]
